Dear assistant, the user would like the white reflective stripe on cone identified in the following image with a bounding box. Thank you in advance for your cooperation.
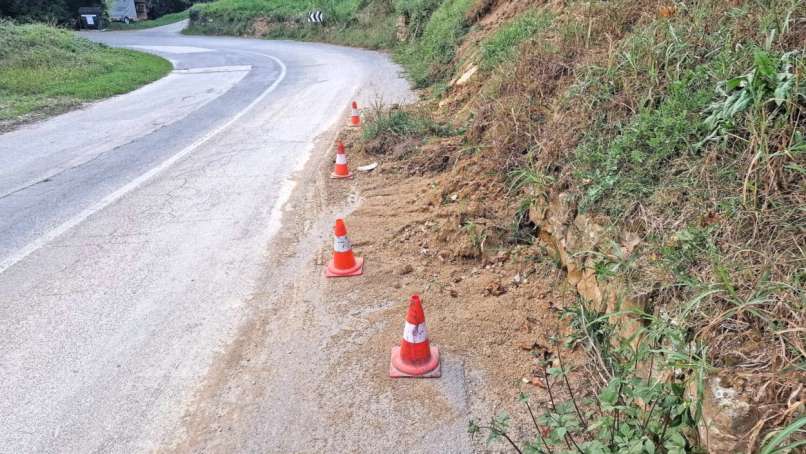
[334,235,351,252]
[402,322,428,343]
[335,154,348,165]
[351,109,358,116]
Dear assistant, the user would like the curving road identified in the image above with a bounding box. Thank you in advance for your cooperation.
[0,22,412,453]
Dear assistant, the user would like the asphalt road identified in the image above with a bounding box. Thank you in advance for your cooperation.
[0,21,412,453]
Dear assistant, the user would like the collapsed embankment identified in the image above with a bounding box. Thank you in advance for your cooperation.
[190,0,805,451]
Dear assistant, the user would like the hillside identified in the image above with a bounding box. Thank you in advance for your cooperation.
[189,0,805,452]
[0,22,171,131]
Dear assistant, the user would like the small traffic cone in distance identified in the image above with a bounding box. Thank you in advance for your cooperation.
[330,141,353,179]
[350,101,361,127]
[326,219,364,277]
[390,295,441,378]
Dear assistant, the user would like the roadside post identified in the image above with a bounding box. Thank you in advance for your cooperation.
[308,10,325,24]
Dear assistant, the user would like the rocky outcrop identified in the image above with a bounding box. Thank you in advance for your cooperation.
[396,15,408,42]
[527,189,784,453]
[692,374,760,453]
[528,190,645,342]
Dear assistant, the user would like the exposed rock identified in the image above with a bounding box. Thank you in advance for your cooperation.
[398,264,414,275]
[529,189,646,341]
[576,266,602,307]
[620,231,641,257]
[454,65,478,86]
[567,213,605,253]
[484,280,507,296]
[693,374,759,453]
[396,15,408,42]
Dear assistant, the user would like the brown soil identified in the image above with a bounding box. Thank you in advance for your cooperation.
[334,124,589,447]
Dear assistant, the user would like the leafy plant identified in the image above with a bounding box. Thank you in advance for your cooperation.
[701,49,801,145]
[759,416,806,454]
[470,300,709,454]
[468,413,525,453]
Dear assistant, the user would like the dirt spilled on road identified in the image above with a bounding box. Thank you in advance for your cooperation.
[166,116,581,452]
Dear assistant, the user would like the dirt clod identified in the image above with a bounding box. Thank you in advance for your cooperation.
[484,280,507,296]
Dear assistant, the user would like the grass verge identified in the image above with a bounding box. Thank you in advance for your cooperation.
[0,21,172,131]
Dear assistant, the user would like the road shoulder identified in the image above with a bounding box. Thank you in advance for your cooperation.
[167,119,477,452]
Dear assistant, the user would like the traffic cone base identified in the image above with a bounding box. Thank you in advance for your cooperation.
[389,345,441,378]
[326,256,364,277]
[330,171,353,179]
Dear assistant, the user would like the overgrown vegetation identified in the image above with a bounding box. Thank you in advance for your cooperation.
[140,0,200,19]
[470,297,709,453]
[0,21,171,130]
[465,0,805,451]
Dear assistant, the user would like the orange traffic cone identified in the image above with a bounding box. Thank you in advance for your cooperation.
[350,101,361,127]
[389,295,441,378]
[326,219,364,277]
[330,141,353,179]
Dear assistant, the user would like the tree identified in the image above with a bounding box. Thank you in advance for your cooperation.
[0,0,105,24]
[144,0,191,19]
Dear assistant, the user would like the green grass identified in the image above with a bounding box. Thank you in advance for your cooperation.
[395,0,475,87]
[362,107,455,141]
[0,22,172,129]
[479,9,552,71]
[107,9,189,30]
[575,71,713,218]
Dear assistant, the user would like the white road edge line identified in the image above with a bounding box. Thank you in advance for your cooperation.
[0,54,288,275]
